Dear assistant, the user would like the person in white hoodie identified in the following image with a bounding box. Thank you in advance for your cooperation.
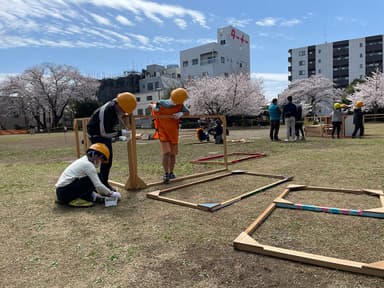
[55,143,121,207]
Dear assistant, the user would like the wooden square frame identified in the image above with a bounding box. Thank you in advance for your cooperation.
[146,170,293,212]
[190,152,266,165]
[234,184,384,277]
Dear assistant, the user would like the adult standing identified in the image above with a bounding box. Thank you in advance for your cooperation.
[268,98,281,141]
[295,103,305,141]
[87,92,137,190]
[352,101,364,138]
[283,96,297,141]
[149,88,190,183]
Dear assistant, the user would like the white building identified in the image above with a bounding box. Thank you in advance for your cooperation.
[288,35,383,88]
[134,64,182,128]
[180,26,250,79]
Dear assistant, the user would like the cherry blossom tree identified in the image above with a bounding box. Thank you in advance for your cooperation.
[185,73,266,116]
[0,63,99,129]
[349,70,384,113]
[278,75,343,117]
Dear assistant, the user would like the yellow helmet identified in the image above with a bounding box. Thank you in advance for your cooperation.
[170,88,188,104]
[355,101,364,108]
[87,143,110,163]
[116,92,137,114]
[334,103,341,109]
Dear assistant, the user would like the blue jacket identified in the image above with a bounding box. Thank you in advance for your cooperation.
[268,103,281,121]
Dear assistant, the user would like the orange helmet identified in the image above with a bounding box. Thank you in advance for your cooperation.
[355,101,364,108]
[170,88,188,104]
[116,92,137,114]
[87,143,110,163]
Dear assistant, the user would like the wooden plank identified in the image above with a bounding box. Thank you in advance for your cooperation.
[157,171,232,195]
[244,203,276,235]
[220,177,292,208]
[73,119,80,159]
[235,234,384,277]
[380,195,384,207]
[286,184,307,190]
[147,194,199,209]
[362,189,384,196]
[242,170,293,180]
[145,168,227,188]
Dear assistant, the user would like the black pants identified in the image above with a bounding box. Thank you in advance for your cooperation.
[269,120,280,140]
[56,177,95,204]
[295,122,305,138]
[352,124,364,137]
[90,136,113,187]
[332,121,342,138]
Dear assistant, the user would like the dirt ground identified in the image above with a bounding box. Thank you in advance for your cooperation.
[1,125,384,288]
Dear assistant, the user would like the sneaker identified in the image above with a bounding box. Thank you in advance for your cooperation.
[169,172,176,179]
[68,198,94,207]
[163,173,170,183]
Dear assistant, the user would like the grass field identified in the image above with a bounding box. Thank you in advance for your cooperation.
[1,123,384,287]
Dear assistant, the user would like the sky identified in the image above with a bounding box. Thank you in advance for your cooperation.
[1,0,384,99]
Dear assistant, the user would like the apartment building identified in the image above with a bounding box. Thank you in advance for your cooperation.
[288,35,383,87]
[180,26,250,79]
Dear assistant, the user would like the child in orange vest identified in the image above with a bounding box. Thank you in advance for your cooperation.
[149,88,190,183]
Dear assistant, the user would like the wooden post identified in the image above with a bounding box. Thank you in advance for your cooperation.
[125,114,147,190]
[73,118,80,158]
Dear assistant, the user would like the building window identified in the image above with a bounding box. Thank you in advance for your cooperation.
[146,95,153,101]
[155,81,159,89]
[360,64,363,69]
[136,97,140,102]
[220,40,226,45]
[192,58,198,65]
[318,69,321,74]
[318,49,322,54]
[299,60,306,66]
[221,56,225,63]
[147,82,154,91]
[299,70,306,75]
[360,53,363,58]
[318,59,322,63]
[240,63,243,68]
[360,42,363,47]
[202,72,208,76]
[137,109,143,115]
[182,61,188,67]
[299,50,306,56]
[145,108,151,115]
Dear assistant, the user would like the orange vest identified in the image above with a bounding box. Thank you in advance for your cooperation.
[152,103,183,144]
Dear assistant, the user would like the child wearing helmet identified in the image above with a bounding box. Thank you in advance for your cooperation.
[87,92,136,190]
[148,88,190,183]
[55,143,121,207]
[330,103,348,138]
[352,101,364,138]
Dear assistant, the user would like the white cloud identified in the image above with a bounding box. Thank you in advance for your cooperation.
[116,15,134,26]
[174,18,187,29]
[281,19,301,27]
[226,17,252,28]
[252,73,288,100]
[0,0,208,49]
[89,12,112,26]
[255,17,279,27]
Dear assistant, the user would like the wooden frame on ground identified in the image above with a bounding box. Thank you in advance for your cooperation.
[190,152,265,165]
[73,114,228,190]
[146,170,293,212]
[234,184,384,278]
